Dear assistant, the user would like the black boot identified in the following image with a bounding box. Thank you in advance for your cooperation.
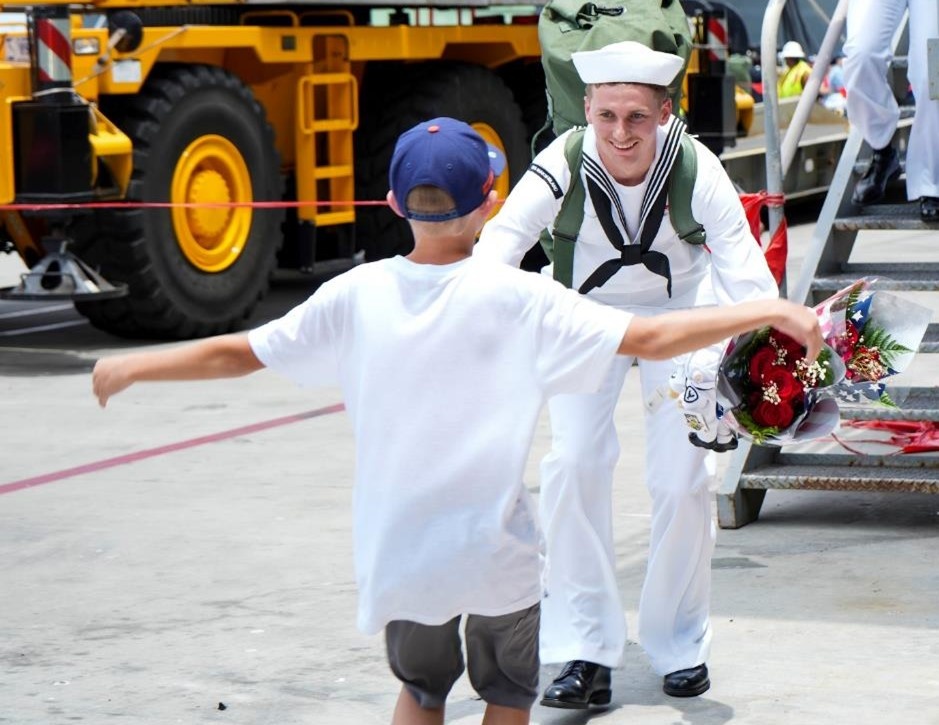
[539,660,612,709]
[663,663,710,697]
[921,196,939,222]
[852,145,900,205]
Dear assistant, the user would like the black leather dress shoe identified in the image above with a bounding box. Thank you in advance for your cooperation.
[540,660,612,709]
[663,663,710,697]
[921,196,939,222]
[852,145,900,205]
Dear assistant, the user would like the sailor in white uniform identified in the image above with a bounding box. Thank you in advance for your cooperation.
[843,0,939,219]
[475,41,778,705]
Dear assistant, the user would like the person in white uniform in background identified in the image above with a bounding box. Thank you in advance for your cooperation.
[475,41,778,706]
[843,0,939,220]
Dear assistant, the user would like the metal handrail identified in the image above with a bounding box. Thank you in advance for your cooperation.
[718,0,849,519]
[759,0,848,264]
[779,0,848,173]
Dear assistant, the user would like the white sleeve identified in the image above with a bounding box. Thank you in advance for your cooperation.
[690,140,779,306]
[248,279,343,387]
[474,134,572,267]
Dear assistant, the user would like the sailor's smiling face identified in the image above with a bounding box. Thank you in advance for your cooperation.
[585,83,672,187]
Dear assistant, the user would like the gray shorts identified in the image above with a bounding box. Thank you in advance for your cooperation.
[384,602,540,711]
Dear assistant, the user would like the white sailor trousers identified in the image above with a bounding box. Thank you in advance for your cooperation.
[538,354,715,675]
[844,0,939,199]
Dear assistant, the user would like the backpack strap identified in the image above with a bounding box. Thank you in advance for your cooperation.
[668,134,706,245]
[541,127,704,291]
[538,128,586,289]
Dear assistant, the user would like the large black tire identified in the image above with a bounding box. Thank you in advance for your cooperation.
[73,64,284,339]
[500,60,555,156]
[354,62,528,261]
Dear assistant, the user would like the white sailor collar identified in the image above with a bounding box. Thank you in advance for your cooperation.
[580,114,687,241]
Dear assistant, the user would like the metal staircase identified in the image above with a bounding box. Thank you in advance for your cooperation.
[716,0,939,528]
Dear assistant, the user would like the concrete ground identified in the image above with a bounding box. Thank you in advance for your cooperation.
[1,213,938,725]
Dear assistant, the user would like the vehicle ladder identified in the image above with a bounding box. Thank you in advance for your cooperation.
[291,10,359,269]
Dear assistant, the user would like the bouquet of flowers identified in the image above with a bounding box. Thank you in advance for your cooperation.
[716,279,931,445]
[814,280,927,407]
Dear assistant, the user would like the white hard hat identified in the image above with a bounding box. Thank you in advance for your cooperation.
[781,40,806,60]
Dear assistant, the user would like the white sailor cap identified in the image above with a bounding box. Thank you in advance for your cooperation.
[572,40,684,87]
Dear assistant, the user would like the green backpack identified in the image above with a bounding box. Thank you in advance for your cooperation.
[538,0,694,136]
[541,127,706,291]
[535,0,701,292]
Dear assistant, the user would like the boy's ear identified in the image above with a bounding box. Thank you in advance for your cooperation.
[481,189,499,217]
[387,190,406,218]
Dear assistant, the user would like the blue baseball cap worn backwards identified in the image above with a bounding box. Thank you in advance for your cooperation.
[389,117,507,222]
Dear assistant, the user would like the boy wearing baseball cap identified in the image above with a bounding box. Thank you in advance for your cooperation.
[92,117,821,724]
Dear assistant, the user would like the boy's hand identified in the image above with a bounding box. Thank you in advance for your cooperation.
[772,300,824,363]
[92,357,132,408]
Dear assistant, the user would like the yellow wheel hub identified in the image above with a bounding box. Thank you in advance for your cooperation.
[171,135,253,272]
[470,123,511,219]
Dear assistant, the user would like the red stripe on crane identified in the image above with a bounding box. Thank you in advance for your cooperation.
[36,20,72,70]
[707,18,727,46]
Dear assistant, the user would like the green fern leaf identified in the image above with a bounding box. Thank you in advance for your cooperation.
[879,391,897,407]
[857,322,912,368]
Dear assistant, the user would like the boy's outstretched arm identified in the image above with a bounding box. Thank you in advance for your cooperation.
[620,298,822,363]
[93,334,264,408]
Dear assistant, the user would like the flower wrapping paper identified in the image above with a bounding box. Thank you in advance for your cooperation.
[716,278,932,445]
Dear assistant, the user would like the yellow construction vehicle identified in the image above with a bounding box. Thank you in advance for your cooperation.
[0,2,550,338]
[0,1,735,339]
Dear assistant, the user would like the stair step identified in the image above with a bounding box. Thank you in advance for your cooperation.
[739,463,939,492]
[811,264,939,292]
[776,452,939,468]
[839,386,939,421]
[919,324,939,354]
[834,202,939,230]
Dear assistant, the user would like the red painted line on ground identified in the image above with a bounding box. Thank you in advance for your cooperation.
[0,403,345,496]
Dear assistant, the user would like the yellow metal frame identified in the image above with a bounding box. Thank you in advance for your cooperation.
[0,64,31,204]
[295,32,359,226]
[0,15,541,226]
[88,105,133,194]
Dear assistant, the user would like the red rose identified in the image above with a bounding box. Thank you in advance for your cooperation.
[748,345,779,381]
[769,331,805,370]
[763,367,805,403]
[751,399,796,428]
[833,322,860,360]
[845,322,860,347]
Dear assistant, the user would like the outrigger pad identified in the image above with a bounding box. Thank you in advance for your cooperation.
[0,249,127,301]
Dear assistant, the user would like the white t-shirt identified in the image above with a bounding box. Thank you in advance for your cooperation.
[248,255,631,634]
